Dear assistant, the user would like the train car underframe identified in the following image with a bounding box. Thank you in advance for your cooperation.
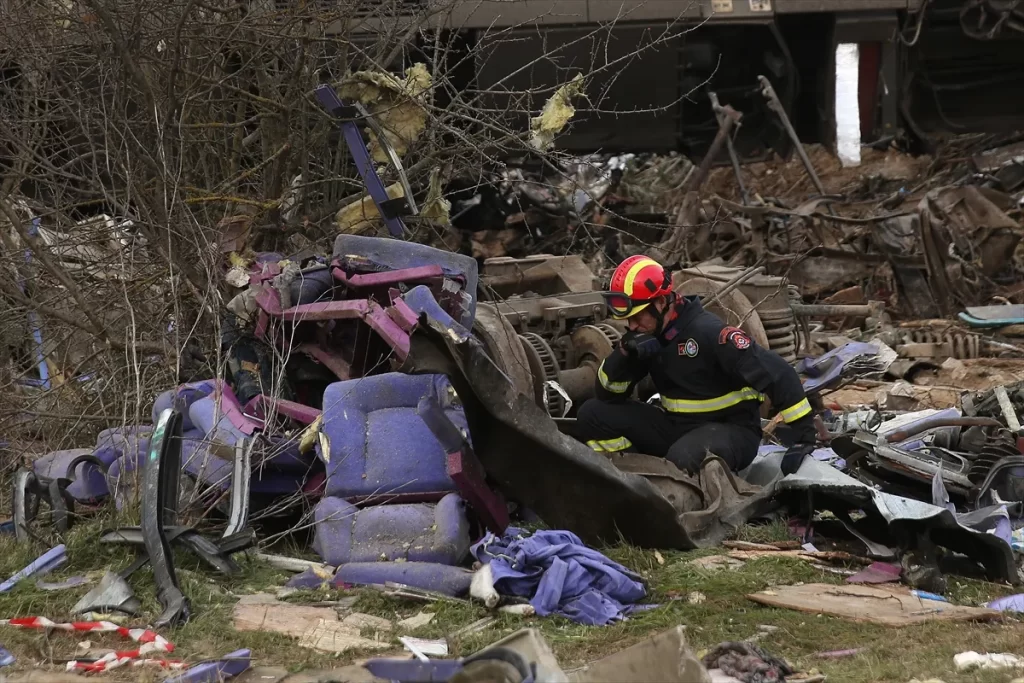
[443,1,1024,159]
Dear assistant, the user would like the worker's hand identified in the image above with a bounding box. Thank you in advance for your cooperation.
[780,442,816,476]
[621,332,661,359]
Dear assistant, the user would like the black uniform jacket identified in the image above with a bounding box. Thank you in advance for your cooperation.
[595,296,814,437]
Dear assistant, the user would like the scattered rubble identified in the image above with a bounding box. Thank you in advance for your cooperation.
[7,76,1024,682]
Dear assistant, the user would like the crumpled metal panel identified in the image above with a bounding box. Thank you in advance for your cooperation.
[403,328,698,549]
[741,453,1019,583]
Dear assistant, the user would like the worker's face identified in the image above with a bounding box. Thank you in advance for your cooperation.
[626,298,665,334]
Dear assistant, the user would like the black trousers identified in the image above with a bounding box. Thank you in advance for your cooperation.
[576,398,762,474]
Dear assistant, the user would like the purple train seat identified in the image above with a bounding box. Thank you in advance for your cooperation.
[333,562,475,597]
[332,234,478,328]
[90,426,152,500]
[188,383,260,450]
[179,433,313,496]
[312,493,471,567]
[152,380,219,432]
[33,426,155,503]
[318,373,469,503]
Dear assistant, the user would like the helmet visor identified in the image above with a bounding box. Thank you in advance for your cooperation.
[601,292,651,320]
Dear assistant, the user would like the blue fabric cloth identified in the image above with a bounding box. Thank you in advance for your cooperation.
[470,526,648,625]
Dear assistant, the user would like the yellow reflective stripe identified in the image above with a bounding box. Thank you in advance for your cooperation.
[780,397,812,423]
[598,360,630,393]
[660,387,763,413]
[587,437,632,453]
[622,257,659,297]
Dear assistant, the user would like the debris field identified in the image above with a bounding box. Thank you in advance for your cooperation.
[6,68,1024,683]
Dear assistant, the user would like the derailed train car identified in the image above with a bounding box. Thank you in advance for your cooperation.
[338,0,1024,156]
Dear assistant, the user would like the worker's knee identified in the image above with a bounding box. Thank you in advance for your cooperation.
[666,423,759,474]
[665,439,707,474]
[576,398,612,428]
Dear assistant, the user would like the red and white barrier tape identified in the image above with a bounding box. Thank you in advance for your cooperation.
[0,616,181,673]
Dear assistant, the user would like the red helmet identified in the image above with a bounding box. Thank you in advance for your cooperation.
[602,255,674,320]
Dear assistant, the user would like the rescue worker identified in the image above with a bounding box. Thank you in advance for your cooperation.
[577,254,817,476]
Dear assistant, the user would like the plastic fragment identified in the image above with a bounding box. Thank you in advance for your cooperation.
[0,545,66,593]
[164,649,251,683]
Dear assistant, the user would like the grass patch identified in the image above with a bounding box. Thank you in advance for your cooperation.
[0,517,1020,682]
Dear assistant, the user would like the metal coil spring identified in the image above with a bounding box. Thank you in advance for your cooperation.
[902,329,982,359]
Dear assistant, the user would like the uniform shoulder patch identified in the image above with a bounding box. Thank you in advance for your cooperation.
[679,338,699,357]
[718,326,752,350]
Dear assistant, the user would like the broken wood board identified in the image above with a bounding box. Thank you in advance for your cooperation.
[728,550,871,566]
[747,583,1003,627]
[722,540,801,551]
[233,593,393,653]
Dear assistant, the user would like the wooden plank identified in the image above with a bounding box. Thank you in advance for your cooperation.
[747,583,1003,627]
[728,550,872,565]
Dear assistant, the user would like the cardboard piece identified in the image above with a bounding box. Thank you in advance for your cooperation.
[747,583,1003,627]
[568,626,711,682]
[233,593,392,653]
[847,562,903,584]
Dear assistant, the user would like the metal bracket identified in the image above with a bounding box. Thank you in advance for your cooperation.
[314,85,418,238]
[416,391,509,535]
[142,408,191,627]
[224,437,253,539]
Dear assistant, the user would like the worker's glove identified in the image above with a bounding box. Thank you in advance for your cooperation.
[780,442,816,476]
[621,332,661,359]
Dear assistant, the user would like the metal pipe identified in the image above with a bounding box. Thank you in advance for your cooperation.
[993,385,1022,434]
[883,417,1002,444]
[790,303,878,317]
[685,104,742,194]
[709,91,750,204]
[559,364,597,404]
[758,75,827,198]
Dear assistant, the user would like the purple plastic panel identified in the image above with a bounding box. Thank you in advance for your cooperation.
[314,86,408,238]
[152,380,218,432]
[415,390,507,535]
[332,234,478,328]
[798,342,881,394]
[312,493,470,566]
[279,299,369,322]
[447,451,509,535]
[189,385,260,450]
[244,395,322,426]
[332,264,444,289]
[164,649,250,683]
[333,561,475,597]
[364,302,411,359]
[86,427,152,501]
[386,294,419,333]
[33,449,102,500]
[248,260,282,286]
[294,343,351,380]
[400,285,472,343]
[254,288,283,317]
[261,436,320,472]
[319,373,467,501]
[182,440,309,495]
